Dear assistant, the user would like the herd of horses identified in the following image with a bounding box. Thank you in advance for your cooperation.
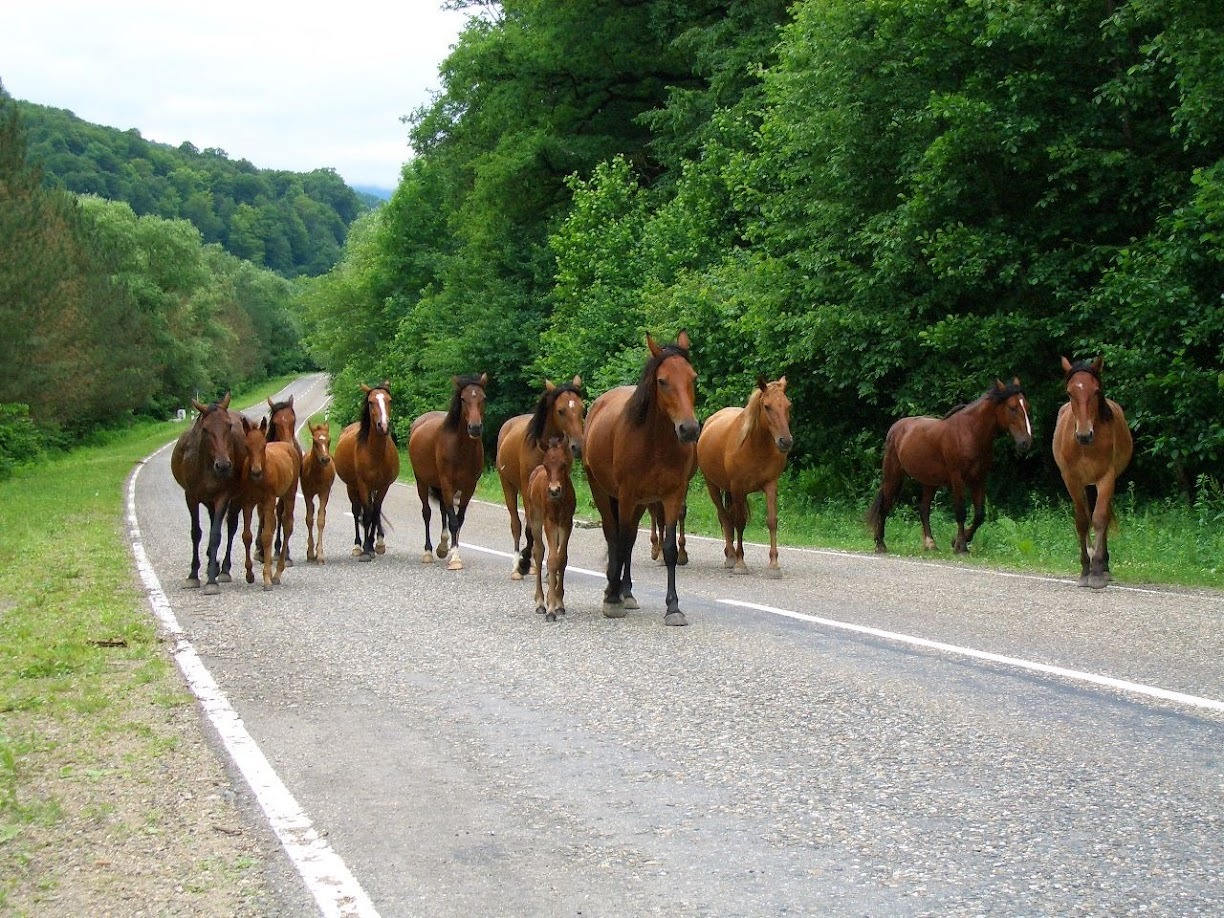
[170,334,1134,622]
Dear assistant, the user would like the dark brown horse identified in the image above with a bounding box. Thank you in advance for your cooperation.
[1052,356,1133,589]
[300,421,336,564]
[261,395,302,565]
[697,375,794,576]
[408,373,488,571]
[868,378,1033,554]
[170,393,248,594]
[495,376,585,579]
[334,382,400,561]
[525,437,577,621]
[583,332,699,625]
[236,416,299,590]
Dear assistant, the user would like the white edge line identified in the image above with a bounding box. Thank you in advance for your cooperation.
[719,599,1224,714]
[128,433,379,917]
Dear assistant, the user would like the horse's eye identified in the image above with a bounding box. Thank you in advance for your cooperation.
[658,378,669,388]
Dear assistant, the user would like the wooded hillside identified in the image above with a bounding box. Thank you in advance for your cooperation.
[298,0,1224,507]
[17,101,366,278]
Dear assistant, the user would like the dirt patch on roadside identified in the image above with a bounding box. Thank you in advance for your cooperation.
[2,664,294,915]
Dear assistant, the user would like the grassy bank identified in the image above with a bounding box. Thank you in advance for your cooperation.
[0,378,294,913]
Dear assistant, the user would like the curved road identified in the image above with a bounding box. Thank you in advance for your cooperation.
[132,374,1224,917]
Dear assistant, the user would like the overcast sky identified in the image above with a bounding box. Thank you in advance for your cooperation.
[1,2,471,189]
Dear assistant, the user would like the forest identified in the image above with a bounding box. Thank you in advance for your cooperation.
[0,83,307,473]
[297,0,1223,510]
[17,101,368,278]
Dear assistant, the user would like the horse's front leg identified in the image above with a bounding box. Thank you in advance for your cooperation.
[950,484,970,554]
[219,503,240,583]
[1087,477,1117,589]
[416,482,435,563]
[185,499,203,588]
[730,494,749,574]
[616,502,644,611]
[1068,488,1093,586]
[242,504,255,584]
[530,516,547,616]
[258,498,276,589]
[659,510,688,627]
[764,479,782,577]
[550,523,570,619]
[203,501,228,595]
[676,502,689,566]
[357,500,377,561]
[304,494,317,561]
[599,496,629,617]
[349,487,364,557]
[274,495,293,584]
[961,481,986,550]
[315,492,329,564]
[445,494,469,571]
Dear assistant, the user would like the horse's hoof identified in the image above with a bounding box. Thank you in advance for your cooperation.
[1088,573,1111,590]
[447,558,464,571]
[764,565,783,580]
[421,552,434,564]
[622,594,639,610]
[272,575,282,585]
[528,564,539,576]
[217,572,232,583]
[664,610,689,627]
[511,570,523,581]
[245,572,254,584]
[184,578,201,589]
[306,550,316,562]
[262,583,272,592]
[874,544,888,555]
[375,544,386,556]
[202,582,220,596]
[358,552,374,562]
[536,604,547,615]
[602,602,628,619]
[352,546,362,557]
[724,557,736,569]
[733,563,750,575]
[650,547,661,561]
[1077,575,1091,587]
[284,558,294,568]
[317,557,325,565]
[555,607,566,616]
[954,545,969,555]
[677,550,689,566]
[545,612,557,622]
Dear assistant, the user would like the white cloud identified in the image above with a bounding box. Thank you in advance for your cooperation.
[1,1,468,187]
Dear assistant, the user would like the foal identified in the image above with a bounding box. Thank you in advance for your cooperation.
[237,417,299,590]
[525,438,576,622]
[300,421,335,563]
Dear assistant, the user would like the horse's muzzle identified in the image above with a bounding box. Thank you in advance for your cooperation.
[319,455,331,466]
[213,460,233,478]
[569,440,583,460]
[776,436,794,453]
[250,468,264,481]
[1075,431,1094,446]
[1015,435,1033,454]
[676,419,700,444]
[467,423,483,439]
[548,484,563,500]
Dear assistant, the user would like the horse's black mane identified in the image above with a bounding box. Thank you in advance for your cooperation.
[444,374,486,431]
[357,385,391,444]
[626,344,690,427]
[1064,359,1113,422]
[942,381,1025,419]
[526,381,582,447]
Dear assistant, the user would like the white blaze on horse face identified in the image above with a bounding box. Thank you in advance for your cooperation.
[1071,379,1093,437]
[1019,395,1032,438]
[372,391,390,433]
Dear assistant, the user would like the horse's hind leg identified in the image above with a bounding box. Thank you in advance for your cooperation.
[445,493,467,571]
[1069,488,1093,586]
[730,493,750,575]
[764,479,782,578]
[417,482,435,563]
[185,501,203,588]
[919,486,938,551]
[348,486,364,557]
[960,481,986,551]
[304,494,317,562]
[242,506,255,584]
[219,504,239,583]
[676,502,688,566]
[315,491,329,564]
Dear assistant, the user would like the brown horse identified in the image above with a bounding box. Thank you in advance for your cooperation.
[1052,356,1133,589]
[171,394,248,594]
[300,421,336,564]
[697,375,794,576]
[261,395,302,565]
[868,378,1033,554]
[495,376,585,579]
[408,373,488,571]
[525,437,577,621]
[583,331,699,625]
[334,382,400,561]
[235,416,299,590]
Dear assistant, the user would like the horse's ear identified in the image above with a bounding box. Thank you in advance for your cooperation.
[241,415,251,432]
[572,375,582,390]
[192,399,207,414]
[287,394,295,406]
[219,392,231,410]
[756,375,768,392]
[380,380,390,391]
[544,379,555,391]
[479,372,488,387]
[646,333,661,358]
[1090,356,1103,375]
[361,384,372,393]
[778,376,788,390]
[994,378,1006,390]
[677,329,691,350]
[1012,376,1022,387]
[1060,356,1073,374]
[267,396,275,409]
[260,416,268,432]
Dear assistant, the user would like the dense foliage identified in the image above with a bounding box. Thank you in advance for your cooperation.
[17,101,365,278]
[0,84,306,471]
[297,0,1221,508]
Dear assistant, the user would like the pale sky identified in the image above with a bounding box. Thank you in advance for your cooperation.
[0,2,472,189]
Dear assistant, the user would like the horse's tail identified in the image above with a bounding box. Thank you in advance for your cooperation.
[866,490,884,533]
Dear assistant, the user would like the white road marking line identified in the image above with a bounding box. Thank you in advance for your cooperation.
[720,599,1224,714]
[461,542,1222,714]
[129,433,379,917]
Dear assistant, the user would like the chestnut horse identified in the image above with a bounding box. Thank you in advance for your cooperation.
[583,332,699,625]
[300,421,335,564]
[171,394,247,594]
[334,382,400,561]
[236,416,299,590]
[525,437,577,621]
[408,373,488,571]
[1052,356,1133,589]
[495,376,585,579]
[697,375,794,576]
[868,378,1033,554]
[261,395,302,565]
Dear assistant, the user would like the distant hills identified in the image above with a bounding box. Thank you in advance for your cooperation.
[16,100,372,278]
[353,184,394,203]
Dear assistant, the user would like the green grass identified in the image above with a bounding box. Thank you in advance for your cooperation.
[0,375,296,908]
[474,466,1224,590]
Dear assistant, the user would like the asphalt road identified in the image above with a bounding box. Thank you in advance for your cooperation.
[133,374,1224,917]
